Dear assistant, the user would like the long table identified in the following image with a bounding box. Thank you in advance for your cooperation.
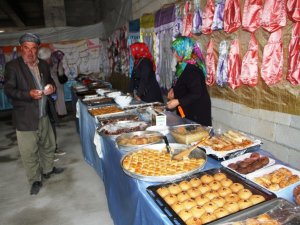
[78,101,298,225]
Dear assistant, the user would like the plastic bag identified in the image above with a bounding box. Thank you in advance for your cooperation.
[216,40,229,87]
[212,0,225,31]
[261,28,283,86]
[240,33,259,86]
[182,1,193,37]
[287,0,300,22]
[261,0,286,33]
[227,39,242,89]
[224,0,241,33]
[205,39,216,86]
[202,0,215,35]
[287,22,300,85]
[242,0,263,33]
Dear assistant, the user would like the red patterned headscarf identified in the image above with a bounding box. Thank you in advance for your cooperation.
[130,42,156,72]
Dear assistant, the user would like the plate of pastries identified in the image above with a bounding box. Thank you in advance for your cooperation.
[97,114,139,126]
[170,124,211,145]
[121,143,207,182]
[221,152,275,177]
[116,131,163,151]
[199,130,261,159]
[247,165,300,193]
[147,168,275,225]
[88,105,124,117]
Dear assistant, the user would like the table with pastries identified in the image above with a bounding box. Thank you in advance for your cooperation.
[77,93,300,225]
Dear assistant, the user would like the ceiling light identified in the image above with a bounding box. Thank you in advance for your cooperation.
[0,30,4,33]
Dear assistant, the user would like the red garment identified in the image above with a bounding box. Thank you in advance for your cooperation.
[227,39,242,89]
[242,0,263,32]
[240,34,259,86]
[182,1,193,36]
[224,0,242,33]
[287,22,300,85]
[130,42,156,72]
[261,0,286,32]
[205,39,216,86]
[261,29,283,86]
[202,0,215,35]
[287,0,300,22]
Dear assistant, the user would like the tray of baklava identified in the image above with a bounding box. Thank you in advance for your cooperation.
[88,105,124,117]
[121,143,207,182]
[146,168,276,225]
[199,130,262,160]
[116,131,164,151]
[96,113,139,126]
[97,120,149,139]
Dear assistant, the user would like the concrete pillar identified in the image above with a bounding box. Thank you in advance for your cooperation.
[43,0,66,27]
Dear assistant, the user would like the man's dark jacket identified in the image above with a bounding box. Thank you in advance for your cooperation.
[4,57,55,131]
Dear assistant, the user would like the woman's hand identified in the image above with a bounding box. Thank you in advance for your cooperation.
[43,84,55,95]
[135,96,141,101]
[167,99,179,109]
[167,88,174,100]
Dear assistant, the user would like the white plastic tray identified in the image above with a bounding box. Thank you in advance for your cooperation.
[221,153,276,177]
[247,164,300,194]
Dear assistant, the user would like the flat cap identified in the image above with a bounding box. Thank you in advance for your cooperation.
[19,33,41,45]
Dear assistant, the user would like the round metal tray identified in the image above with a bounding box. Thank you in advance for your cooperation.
[97,120,149,139]
[121,143,207,182]
[116,131,163,151]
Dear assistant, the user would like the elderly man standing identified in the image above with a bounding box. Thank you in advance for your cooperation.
[4,33,64,195]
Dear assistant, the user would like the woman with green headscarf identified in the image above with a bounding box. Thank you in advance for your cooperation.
[167,36,212,126]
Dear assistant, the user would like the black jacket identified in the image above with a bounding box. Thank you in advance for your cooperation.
[173,63,212,126]
[129,58,163,103]
[4,57,55,131]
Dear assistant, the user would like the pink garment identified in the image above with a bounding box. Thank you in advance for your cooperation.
[287,22,300,85]
[227,39,242,89]
[224,0,241,33]
[240,34,259,86]
[261,29,283,86]
[261,0,286,32]
[202,0,215,35]
[205,39,216,86]
[182,1,193,36]
[287,0,300,22]
[242,0,263,32]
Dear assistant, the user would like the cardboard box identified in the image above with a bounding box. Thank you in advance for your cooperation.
[150,109,167,126]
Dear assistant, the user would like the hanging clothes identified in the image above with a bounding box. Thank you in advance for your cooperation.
[287,22,300,85]
[202,0,215,35]
[216,40,229,87]
[174,3,183,37]
[260,0,286,33]
[192,0,202,34]
[182,1,193,36]
[242,0,263,33]
[286,0,300,22]
[224,0,241,33]
[205,39,216,86]
[261,29,283,86]
[240,33,259,86]
[227,39,242,89]
[212,0,225,31]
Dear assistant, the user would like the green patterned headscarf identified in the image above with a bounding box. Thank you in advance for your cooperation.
[171,36,206,78]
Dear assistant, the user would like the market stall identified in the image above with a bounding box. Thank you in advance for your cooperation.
[76,83,300,225]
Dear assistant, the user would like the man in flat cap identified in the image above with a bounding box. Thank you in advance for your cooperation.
[4,33,64,195]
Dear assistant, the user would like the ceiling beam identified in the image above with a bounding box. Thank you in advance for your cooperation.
[0,0,25,27]
[43,0,66,27]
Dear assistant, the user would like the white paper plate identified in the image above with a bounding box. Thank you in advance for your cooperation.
[247,164,300,194]
[221,152,275,177]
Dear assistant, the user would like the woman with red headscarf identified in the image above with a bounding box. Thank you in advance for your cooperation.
[129,42,163,103]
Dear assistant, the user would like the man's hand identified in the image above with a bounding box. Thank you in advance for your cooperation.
[30,89,43,100]
[43,84,55,95]
[167,99,179,109]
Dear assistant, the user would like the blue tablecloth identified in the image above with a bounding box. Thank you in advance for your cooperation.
[78,101,298,225]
